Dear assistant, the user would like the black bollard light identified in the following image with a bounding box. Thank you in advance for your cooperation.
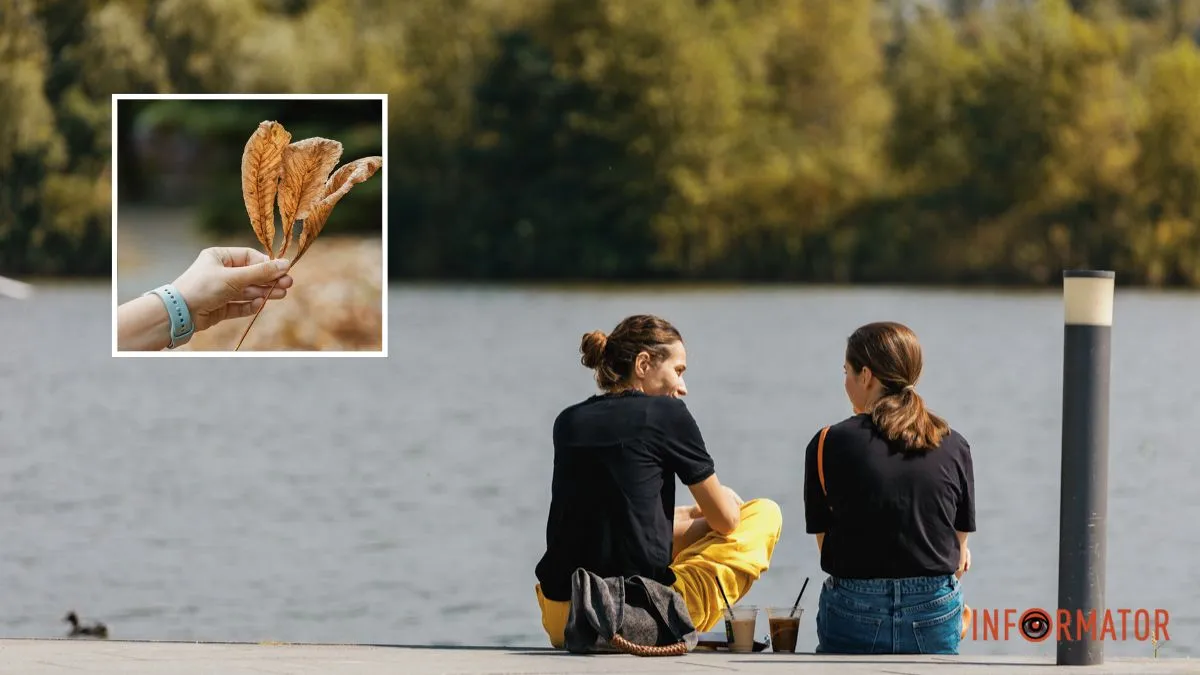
[1056,270,1115,666]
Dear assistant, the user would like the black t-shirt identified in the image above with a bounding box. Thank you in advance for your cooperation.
[535,391,717,601]
[803,413,976,579]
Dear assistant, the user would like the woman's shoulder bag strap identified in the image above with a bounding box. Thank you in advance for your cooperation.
[817,425,830,497]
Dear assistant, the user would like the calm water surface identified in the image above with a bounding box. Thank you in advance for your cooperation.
[0,283,1196,657]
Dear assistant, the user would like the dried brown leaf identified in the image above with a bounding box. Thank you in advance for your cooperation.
[234,155,381,352]
[275,137,343,259]
[240,121,292,258]
[292,156,383,265]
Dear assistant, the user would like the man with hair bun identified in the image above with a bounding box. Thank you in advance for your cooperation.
[534,314,783,648]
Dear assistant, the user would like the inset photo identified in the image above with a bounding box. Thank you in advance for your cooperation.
[111,94,386,356]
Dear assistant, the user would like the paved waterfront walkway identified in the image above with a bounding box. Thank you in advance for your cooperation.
[0,640,1193,674]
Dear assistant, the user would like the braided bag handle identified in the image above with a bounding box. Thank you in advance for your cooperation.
[610,633,689,657]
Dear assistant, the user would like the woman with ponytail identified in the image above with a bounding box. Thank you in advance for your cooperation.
[804,321,976,655]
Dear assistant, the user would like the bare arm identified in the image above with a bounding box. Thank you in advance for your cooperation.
[116,294,174,351]
[815,533,824,552]
[687,474,740,535]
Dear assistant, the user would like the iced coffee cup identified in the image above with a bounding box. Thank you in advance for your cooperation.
[726,606,759,653]
[766,606,802,653]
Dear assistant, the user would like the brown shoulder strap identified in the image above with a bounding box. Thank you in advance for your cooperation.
[817,425,830,496]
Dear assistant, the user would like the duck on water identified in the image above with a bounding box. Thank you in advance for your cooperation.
[64,611,107,639]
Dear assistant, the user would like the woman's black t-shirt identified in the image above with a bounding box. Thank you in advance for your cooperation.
[803,413,976,579]
[535,391,716,601]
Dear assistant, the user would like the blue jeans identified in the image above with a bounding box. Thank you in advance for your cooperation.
[815,574,963,655]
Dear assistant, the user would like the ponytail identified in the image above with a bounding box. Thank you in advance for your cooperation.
[870,387,949,450]
[845,321,950,450]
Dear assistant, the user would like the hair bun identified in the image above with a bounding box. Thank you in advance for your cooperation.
[580,330,608,369]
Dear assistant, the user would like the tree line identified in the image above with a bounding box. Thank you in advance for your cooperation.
[4,0,1200,286]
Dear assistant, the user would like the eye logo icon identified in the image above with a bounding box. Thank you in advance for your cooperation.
[1020,608,1052,642]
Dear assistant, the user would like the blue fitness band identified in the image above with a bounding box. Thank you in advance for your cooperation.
[143,283,194,349]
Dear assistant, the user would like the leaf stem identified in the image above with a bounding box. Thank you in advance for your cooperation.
[233,277,282,351]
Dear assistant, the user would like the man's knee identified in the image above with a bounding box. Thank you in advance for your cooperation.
[741,497,783,530]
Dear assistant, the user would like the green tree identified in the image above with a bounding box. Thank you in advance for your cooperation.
[0,0,67,273]
[1127,39,1200,284]
[728,0,892,280]
[389,0,535,277]
[857,0,1137,284]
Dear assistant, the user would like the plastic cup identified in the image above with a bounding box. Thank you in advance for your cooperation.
[767,607,802,653]
[725,605,759,653]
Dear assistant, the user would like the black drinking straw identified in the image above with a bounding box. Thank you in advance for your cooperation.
[789,577,810,618]
[715,573,734,620]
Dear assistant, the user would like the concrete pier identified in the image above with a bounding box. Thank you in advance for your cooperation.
[0,639,1192,674]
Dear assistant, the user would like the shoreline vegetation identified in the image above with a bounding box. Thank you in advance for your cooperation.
[79,274,1154,293]
[7,1,1200,288]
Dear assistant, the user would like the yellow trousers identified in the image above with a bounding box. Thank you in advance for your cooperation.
[535,498,784,649]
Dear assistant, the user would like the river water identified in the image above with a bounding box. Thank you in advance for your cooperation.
[0,282,1196,658]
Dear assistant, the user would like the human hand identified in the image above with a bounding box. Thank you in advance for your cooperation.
[171,247,294,332]
[956,547,971,579]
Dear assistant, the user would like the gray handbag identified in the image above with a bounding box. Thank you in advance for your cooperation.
[563,567,698,656]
